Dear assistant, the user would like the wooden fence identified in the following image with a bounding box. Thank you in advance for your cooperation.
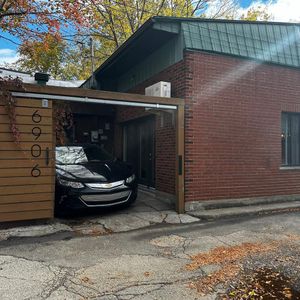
[0,96,54,222]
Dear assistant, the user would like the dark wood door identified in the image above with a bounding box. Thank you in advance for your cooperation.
[124,117,155,187]
[139,118,155,187]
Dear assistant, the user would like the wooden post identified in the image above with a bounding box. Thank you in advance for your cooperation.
[175,104,185,213]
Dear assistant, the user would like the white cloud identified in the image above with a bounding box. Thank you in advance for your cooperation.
[204,0,238,18]
[237,0,300,22]
[0,49,15,56]
[268,0,300,22]
[0,48,19,65]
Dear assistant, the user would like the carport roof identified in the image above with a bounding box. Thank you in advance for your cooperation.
[82,17,300,88]
[14,83,183,107]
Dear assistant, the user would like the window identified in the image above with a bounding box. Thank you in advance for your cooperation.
[281,112,300,166]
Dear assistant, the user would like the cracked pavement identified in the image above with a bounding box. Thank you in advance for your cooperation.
[0,211,300,299]
[0,190,200,242]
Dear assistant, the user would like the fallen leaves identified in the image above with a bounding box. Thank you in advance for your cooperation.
[74,226,113,237]
[186,242,278,295]
[81,276,94,285]
[186,241,290,299]
[219,267,300,300]
[189,263,241,295]
[186,236,300,297]
[186,242,277,271]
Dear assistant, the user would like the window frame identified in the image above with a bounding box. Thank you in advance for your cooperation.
[281,112,300,167]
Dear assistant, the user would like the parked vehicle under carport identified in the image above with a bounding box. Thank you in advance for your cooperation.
[55,144,137,214]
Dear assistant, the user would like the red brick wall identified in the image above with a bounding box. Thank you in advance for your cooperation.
[184,51,300,202]
[116,50,300,203]
[115,59,186,194]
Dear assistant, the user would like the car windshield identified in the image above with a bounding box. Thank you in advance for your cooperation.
[56,145,113,165]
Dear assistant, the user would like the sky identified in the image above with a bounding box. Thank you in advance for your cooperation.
[0,0,299,67]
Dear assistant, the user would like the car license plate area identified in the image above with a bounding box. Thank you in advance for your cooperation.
[80,191,131,203]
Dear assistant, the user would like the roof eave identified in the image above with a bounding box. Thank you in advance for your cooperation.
[152,16,300,26]
[81,17,157,88]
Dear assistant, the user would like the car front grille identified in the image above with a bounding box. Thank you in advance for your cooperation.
[80,191,131,207]
[85,181,124,190]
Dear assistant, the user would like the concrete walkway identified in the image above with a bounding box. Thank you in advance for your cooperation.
[68,189,200,235]
[0,189,200,241]
[0,211,300,299]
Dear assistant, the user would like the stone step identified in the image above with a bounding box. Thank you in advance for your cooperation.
[188,200,300,220]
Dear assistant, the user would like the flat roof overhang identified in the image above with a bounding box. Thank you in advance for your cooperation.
[15,84,183,108]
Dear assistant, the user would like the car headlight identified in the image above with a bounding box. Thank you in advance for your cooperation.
[58,178,84,189]
[125,174,136,184]
[56,168,76,180]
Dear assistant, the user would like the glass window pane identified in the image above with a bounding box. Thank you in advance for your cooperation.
[282,112,300,166]
[290,115,300,165]
[281,113,288,165]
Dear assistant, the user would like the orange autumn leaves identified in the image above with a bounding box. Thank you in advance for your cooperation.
[186,241,280,295]
[186,242,277,271]
[0,0,87,41]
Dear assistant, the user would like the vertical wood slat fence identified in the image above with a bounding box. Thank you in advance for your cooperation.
[0,96,54,222]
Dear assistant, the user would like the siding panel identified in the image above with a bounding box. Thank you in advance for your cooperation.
[0,96,54,221]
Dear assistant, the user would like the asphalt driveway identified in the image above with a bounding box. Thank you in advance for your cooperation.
[0,211,300,299]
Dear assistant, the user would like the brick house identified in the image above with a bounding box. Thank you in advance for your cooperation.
[82,17,300,210]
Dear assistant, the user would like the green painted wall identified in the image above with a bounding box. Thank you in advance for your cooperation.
[116,33,184,92]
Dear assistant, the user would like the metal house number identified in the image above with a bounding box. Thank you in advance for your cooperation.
[30,109,42,177]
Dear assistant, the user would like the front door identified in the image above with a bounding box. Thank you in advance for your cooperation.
[123,117,155,187]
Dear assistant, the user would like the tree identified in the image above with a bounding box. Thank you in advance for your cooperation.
[16,34,66,77]
[66,0,236,78]
[84,0,217,53]
[60,45,93,80]
[78,0,269,72]
[200,0,238,19]
[0,0,85,42]
[240,6,271,21]
[9,0,218,78]
[14,35,91,80]
[0,0,92,79]
[6,0,271,80]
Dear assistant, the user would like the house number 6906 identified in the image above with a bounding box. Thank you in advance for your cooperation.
[31,110,42,177]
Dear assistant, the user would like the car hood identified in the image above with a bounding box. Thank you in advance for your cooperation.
[56,161,132,183]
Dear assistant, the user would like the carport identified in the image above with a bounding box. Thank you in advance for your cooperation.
[0,84,184,222]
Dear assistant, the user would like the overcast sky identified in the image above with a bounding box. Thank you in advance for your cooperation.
[0,0,299,67]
